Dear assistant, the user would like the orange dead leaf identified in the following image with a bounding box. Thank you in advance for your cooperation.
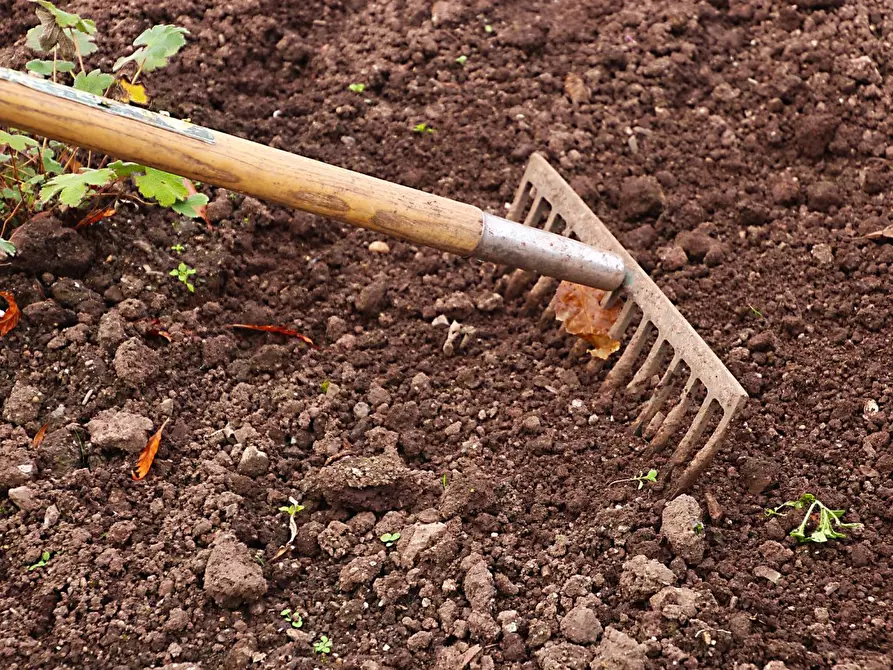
[132,418,169,481]
[32,422,50,448]
[144,319,172,342]
[118,78,149,105]
[553,281,622,359]
[183,179,211,230]
[75,207,116,230]
[229,324,316,347]
[0,291,21,337]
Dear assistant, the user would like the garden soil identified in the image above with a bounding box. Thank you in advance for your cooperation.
[1,0,893,668]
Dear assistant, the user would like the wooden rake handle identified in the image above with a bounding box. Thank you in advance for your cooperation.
[0,68,625,290]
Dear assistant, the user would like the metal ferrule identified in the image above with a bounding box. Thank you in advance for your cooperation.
[474,213,626,291]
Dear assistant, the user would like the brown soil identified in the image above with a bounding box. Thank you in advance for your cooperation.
[2,0,893,669]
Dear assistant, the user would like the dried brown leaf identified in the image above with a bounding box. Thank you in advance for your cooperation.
[863,225,893,241]
[553,281,621,359]
[32,422,50,448]
[75,206,116,230]
[131,418,169,481]
[564,73,590,105]
[183,178,211,229]
[0,291,21,337]
[229,324,315,347]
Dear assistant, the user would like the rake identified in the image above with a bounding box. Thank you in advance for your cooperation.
[0,68,746,494]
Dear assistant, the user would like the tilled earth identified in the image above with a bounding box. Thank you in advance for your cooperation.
[2,0,893,668]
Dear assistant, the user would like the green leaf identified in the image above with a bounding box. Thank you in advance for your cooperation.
[34,1,83,29]
[40,168,115,207]
[0,239,16,257]
[42,150,64,175]
[71,30,98,58]
[73,69,115,96]
[26,26,45,52]
[114,25,188,74]
[135,167,188,207]
[455,55,468,65]
[280,609,291,617]
[26,59,76,76]
[171,193,209,218]
[348,83,366,93]
[108,160,144,178]
[0,130,39,152]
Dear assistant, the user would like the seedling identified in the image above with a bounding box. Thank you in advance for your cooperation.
[169,262,196,292]
[27,550,52,571]
[608,468,658,490]
[413,123,435,134]
[170,243,185,253]
[455,55,468,65]
[272,497,304,560]
[1,1,204,253]
[314,635,332,656]
[749,305,764,318]
[380,532,400,548]
[320,380,330,393]
[484,24,494,33]
[279,608,303,629]
[693,521,704,535]
[765,493,863,544]
[348,83,366,93]
[441,473,448,490]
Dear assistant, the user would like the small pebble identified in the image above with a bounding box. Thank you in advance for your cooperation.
[368,241,390,253]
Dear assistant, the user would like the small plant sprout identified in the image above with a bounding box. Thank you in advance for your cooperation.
[314,635,332,657]
[272,497,305,560]
[169,262,196,292]
[413,123,435,134]
[749,305,764,318]
[441,473,448,490]
[170,243,185,253]
[279,608,303,629]
[484,24,494,33]
[693,521,705,535]
[765,493,863,544]
[27,550,52,571]
[320,380,330,394]
[348,83,366,93]
[608,468,658,490]
[455,55,468,65]
[380,532,401,548]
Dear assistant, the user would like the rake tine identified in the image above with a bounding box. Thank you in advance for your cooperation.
[668,396,716,471]
[669,410,733,496]
[599,319,653,393]
[632,354,682,435]
[626,338,669,395]
[650,377,699,452]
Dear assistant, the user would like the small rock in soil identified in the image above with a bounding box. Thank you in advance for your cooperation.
[463,559,495,613]
[203,533,267,608]
[318,520,356,559]
[649,586,714,622]
[619,555,676,600]
[43,504,60,529]
[811,243,834,266]
[9,214,94,277]
[759,540,794,567]
[107,520,136,546]
[591,627,648,670]
[535,642,591,670]
[8,485,39,512]
[22,300,77,328]
[0,445,35,492]
[559,605,602,645]
[2,380,42,425]
[676,230,714,261]
[237,445,269,477]
[37,426,83,475]
[661,494,705,564]
[807,181,843,212]
[339,555,384,591]
[396,521,447,568]
[434,292,475,320]
[620,176,665,221]
[97,312,127,351]
[313,451,410,511]
[114,338,161,387]
[705,491,724,522]
[368,240,390,253]
[754,565,782,584]
[739,457,778,494]
[771,177,801,206]
[657,245,688,271]
[355,278,388,316]
[87,409,153,454]
[475,293,503,313]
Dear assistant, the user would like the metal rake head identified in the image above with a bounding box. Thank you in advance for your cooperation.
[503,153,747,495]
